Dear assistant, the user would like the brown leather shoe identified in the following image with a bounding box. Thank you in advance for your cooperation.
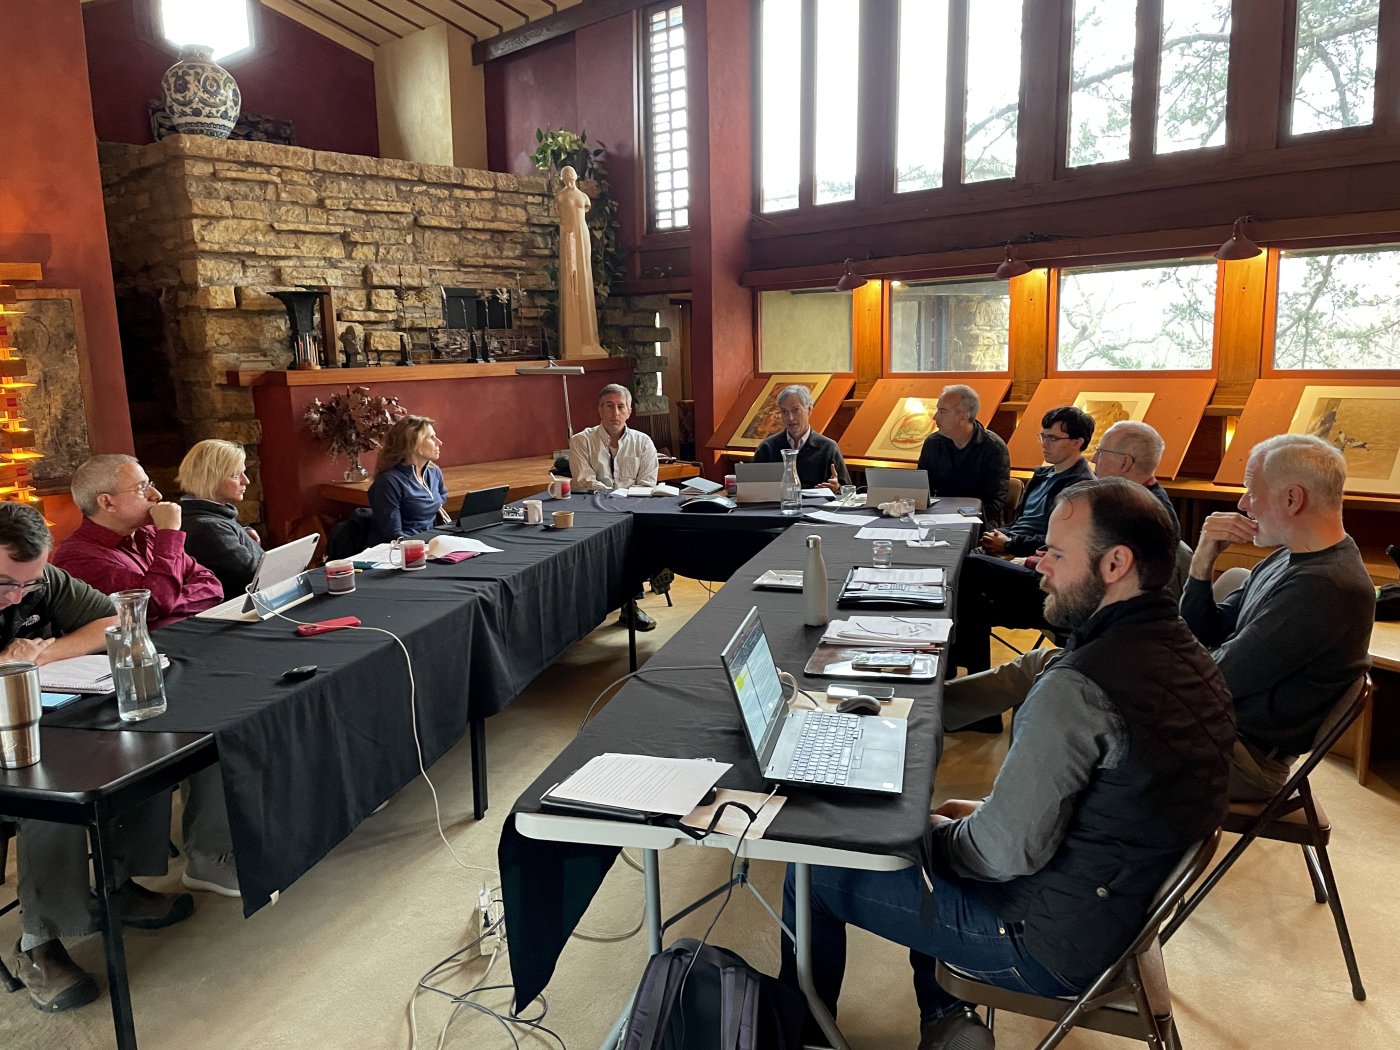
[7,939,100,1012]
[114,880,195,930]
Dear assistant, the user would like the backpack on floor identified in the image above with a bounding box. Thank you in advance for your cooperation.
[620,938,804,1050]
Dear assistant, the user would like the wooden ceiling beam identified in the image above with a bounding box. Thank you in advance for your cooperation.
[472,0,647,63]
[275,0,381,46]
[395,0,479,40]
[444,0,502,32]
[319,0,406,38]
[353,0,429,31]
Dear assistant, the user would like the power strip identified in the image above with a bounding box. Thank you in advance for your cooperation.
[479,884,504,954]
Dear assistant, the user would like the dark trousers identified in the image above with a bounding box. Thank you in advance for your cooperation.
[950,553,1050,675]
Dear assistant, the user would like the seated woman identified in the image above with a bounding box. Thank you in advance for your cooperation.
[177,439,263,597]
[369,415,450,541]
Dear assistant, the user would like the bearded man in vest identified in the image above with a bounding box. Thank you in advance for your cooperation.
[778,477,1235,1050]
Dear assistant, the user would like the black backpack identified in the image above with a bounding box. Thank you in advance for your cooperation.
[620,938,805,1050]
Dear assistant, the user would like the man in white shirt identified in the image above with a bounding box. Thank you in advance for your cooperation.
[568,384,660,491]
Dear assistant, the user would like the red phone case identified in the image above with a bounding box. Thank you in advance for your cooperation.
[296,616,362,636]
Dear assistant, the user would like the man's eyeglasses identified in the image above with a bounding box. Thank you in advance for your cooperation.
[1093,446,1133,462]
[1037,433,1073,444]
[0,579,46,601]
[107,480,156,498]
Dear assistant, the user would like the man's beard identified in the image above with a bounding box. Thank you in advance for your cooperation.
[1041,571,1106,630]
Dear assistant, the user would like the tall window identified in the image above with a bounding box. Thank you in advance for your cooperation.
[1156,0,1231,154]
[1291,0,1379,135]
[1274,247,1400,369]
[1057,261,1216,371]
[644,4,689,231]
[759,0,802,212]
[1067,0,1136,167]
[759,289,853,371]
[963,0,1023,183]
[894,0,949,194]
[813,0,860,204]
[159,0,251,60]
[890,280,1010,371]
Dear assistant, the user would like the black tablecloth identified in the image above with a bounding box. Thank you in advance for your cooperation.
[45,513,633,914]
[500,518,975,1009]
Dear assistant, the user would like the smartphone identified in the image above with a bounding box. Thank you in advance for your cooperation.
[826,683,896,699]
[957,507,981,517]
[850,652,918,671]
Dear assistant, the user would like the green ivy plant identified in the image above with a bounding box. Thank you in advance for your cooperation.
[531,128,625,331]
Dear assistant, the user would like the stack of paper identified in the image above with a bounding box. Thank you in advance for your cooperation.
[40,654,171,694]
[819,616,951,649]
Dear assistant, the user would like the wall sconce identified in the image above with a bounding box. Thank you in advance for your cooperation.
[1215,216,1262,261]
[0,284,44,514]
[994,243,1031,280]
[835,258,868,292]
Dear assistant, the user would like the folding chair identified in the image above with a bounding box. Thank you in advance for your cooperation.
[936,829,1221,1050]
[0,821,20,991]
[1161,675,1371,1001]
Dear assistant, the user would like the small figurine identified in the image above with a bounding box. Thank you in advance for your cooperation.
[339,323,365,368]
[397,331,415,366]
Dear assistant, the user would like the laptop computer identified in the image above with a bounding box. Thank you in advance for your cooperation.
[441,485,508,533]
[734,461,783,503]
[720,606,906,794]
[196,533,320,622]
[864,467,932,511]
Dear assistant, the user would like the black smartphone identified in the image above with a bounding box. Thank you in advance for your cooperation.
[957,507,981,517]
[850,652,918,671]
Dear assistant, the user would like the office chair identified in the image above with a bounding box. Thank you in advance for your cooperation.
[1161,675,1371,1001]
[935,829,1221,1050]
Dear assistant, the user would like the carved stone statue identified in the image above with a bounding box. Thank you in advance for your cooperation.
[338,323,365,368]
[555,165,605,359]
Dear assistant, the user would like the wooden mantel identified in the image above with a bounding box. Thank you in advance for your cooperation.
[226,358,629,388]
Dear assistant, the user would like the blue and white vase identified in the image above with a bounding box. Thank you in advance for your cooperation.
[161,45,241,139]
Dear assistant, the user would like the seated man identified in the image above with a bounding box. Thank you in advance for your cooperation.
[915,384,1011,528]
[54,454,223,627]
[53,457,240,892]
[752,384,850,492]
[0,503,191,1012]
[780,478,1234,1050]
[1091,421,1180,539]
[949,406,1094,677]
[568,383,660,492]
[946,434,1373,805]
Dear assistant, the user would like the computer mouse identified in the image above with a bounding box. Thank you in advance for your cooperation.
[835,694,881,715]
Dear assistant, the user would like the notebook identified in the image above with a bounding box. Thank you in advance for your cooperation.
[196,534,319,622]
[720,606,906,794]
[864,467,932,511]
[837,566,945,608]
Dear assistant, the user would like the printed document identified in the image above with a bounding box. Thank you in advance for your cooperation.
[547,754,730,816]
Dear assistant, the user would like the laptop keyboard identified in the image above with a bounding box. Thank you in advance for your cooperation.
[786,712,862,785]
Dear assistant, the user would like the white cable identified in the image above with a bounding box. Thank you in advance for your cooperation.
[577,663,723,733]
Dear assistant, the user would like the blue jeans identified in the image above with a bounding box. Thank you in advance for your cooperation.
[779,862,1077,1026]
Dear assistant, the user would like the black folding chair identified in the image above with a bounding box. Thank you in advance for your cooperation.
[1161,675,1371,1001]
[936,829,1221,1050]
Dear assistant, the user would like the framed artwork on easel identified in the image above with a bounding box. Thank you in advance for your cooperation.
[711,373,851,451]
[838,377,1011,463]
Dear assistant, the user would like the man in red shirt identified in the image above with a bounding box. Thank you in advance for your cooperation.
[53,455,223,627]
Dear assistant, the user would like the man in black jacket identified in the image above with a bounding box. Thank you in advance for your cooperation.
[779,478,1234,1050]
[915,385,1011,528]
[752,384,850,492]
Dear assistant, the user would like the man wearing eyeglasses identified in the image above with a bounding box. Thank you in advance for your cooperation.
[1090,421,1180,539]
[0,502,201,1013]
[53,454,223,627]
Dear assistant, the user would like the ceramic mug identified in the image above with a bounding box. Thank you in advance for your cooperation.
[390,537,428,571]
[552,510,574,529]
[522,499,543,524]
[548,477,571,499]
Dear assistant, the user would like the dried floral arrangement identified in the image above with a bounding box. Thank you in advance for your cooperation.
[303,386,406,460]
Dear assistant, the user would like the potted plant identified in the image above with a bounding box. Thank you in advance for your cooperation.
[304,386,406,480]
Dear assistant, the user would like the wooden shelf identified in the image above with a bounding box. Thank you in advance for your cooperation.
[226,358,630,388]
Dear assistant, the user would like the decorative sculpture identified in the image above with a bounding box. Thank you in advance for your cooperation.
[554,166,605,359]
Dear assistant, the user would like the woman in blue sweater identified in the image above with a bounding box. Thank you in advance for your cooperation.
[368,415,450,541]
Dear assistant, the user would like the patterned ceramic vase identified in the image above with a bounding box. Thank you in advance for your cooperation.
[161,45,241,138]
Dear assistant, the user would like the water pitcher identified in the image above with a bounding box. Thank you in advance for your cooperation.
[779,447,802,516]
[109,589,168,722]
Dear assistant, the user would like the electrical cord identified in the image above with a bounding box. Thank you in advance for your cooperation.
[576,663,723,733]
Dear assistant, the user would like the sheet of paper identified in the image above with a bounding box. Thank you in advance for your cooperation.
[805,510,880,525]
[547,753,730,817]
[40,653,170,694]
[855,525,919,540]
[820,616,952,646]
[914,513,982,526]
[350,543,396,569]
[851,567,945,585]
[680,789,786,839]
[426,536,503,556]
[801,488,835,499]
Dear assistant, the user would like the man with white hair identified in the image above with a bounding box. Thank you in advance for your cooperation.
[1091,420,1179,537]
[567,383,659,492]
[1182,433,1374,800]
[916,385,1011,528]
[752,384,850,492]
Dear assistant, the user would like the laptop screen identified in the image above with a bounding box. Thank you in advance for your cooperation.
[720,607,786,753]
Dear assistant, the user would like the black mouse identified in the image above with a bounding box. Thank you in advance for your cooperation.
[835,694,881,715]
[280,665,318,682]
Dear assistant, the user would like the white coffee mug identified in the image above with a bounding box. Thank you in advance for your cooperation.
[522,499,543,524]
[548,477,571,499]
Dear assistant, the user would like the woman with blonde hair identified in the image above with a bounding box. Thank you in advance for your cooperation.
[176,438,263,596]
[368,415,449,541]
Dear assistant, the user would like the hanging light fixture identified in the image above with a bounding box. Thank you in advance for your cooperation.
[835,258,868,291]
[1215,216,1262,261]
[994,243,1031,280]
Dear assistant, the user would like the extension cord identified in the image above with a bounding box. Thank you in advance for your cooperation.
[479,884,504,954]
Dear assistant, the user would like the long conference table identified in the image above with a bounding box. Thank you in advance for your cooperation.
[499,510,978,1049]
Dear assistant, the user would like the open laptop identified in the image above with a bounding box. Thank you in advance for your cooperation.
[441,485,508,533]
[720,606,906,794]
[734,461,783,503]
[864,466,932,511]
[196,533,320,622]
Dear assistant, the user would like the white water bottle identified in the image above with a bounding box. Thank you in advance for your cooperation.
[803,535,829,626]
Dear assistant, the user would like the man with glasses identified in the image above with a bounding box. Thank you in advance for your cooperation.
[0,502,198,1012]
[950,407,1095,681]
[53,454,223,627]
[752,384,851,492]
[1091,421,1179,539]
[915,385,1012,529]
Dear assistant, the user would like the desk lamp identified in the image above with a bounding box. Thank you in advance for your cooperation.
[515,359,586,452]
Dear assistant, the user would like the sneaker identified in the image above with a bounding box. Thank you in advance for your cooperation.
[113,880,195,929]
[182,851,241,898]
[918,1007,995,1050]
[617,605,657,632]
[7,939,100,1012]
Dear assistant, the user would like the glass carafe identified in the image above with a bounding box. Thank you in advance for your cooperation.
[780,447,802,516]
[108,589,168,722]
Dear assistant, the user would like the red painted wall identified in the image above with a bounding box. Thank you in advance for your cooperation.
[2,0,133,455]
[83,0,379,157]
